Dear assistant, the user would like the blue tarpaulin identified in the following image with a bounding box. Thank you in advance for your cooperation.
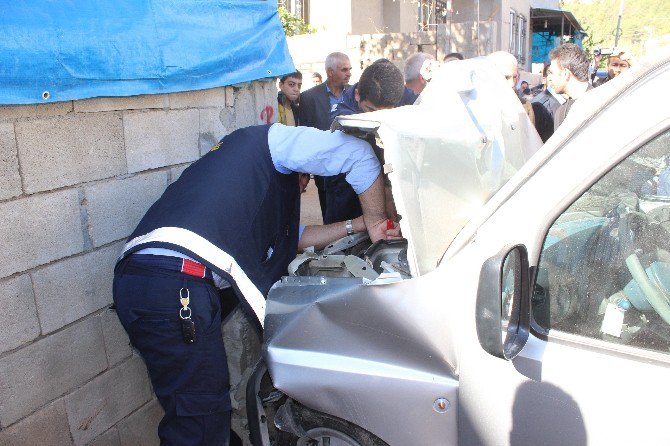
[0,1,295,104]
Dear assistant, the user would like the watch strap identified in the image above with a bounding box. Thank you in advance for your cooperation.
[345,219,354,235]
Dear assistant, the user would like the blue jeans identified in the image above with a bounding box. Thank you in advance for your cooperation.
[113,258,231,445]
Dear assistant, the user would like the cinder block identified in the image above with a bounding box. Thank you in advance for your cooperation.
[0,122,22,200]
[0,316,107,426]
[65,355,152,445]
[169,164,190,184]
[124,109,199,173]
[225,87,235,107]
[86,428,120,446]
[16,113,126,194]
[117,400,163,446]
[32,242,123,334]
[0,189,85,278]
[231,84,257,130]
[169,87,227,109]
[84,171,168,247]
[74,95,168,113]
[0,275,40,355]
[101,309,132,367]
[0,101,73,122]
[198,108,229,156]
[0,400,72,446]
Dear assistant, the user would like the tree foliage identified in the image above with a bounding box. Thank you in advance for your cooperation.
[561,0,670,57]
[278,6,316,37]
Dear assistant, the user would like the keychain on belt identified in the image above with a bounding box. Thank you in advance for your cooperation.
[179,287,196,343]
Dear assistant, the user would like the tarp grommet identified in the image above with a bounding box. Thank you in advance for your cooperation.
[41,91,50,100]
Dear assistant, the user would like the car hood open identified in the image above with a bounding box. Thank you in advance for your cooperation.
[333,57,542,276]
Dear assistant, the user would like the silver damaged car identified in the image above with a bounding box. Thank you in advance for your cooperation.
[247,50,670,446]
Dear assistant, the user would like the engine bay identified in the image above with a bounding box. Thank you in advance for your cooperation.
[289,234,412,281]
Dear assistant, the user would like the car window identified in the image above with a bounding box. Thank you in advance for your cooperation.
[533,129,670,354]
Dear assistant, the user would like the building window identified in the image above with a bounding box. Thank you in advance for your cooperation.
[509,10,527,65]
[279,0,309,24]
[419,0,449,31]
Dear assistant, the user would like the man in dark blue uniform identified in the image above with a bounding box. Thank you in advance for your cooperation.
[323,59,405,225]
[113,123,397,445]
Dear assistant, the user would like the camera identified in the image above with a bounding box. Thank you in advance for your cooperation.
[593,47,615,57]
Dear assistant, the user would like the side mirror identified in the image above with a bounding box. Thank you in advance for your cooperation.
[476,245,530,360]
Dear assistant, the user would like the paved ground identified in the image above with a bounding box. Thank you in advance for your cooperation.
[300,179,323,226]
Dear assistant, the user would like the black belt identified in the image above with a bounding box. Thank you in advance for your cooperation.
[126,254,214,281]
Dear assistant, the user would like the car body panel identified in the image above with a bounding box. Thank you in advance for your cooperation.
[265,275,460,445]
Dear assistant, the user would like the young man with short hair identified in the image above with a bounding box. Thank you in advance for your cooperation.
[323,59,405,224]
[277,71,302,126]
[330,59,405,119]
[547,43,591,130]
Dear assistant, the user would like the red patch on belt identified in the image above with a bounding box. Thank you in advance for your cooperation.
[181,259,206,278]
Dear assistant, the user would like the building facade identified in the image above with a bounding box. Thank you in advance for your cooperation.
[282,0,582,73]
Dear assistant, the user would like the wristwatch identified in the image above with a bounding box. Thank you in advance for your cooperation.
[345,219,354,235]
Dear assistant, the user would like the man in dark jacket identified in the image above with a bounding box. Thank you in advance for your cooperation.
[299,52,352,218]
[299,52,351,131]
[324,59,405,224]
[113,123,397,445]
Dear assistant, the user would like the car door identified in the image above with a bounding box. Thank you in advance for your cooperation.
[449,59,670,445]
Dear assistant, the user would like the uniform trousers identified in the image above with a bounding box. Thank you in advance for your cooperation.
[113,257,232,445]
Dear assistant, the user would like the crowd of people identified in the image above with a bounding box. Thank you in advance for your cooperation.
[112,43,637,445]
[280,43,634,149]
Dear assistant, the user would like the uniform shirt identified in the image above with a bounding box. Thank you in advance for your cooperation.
[268,123,380,194]
[136,123,381,287]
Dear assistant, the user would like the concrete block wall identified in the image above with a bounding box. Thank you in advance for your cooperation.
[0,79,278,445]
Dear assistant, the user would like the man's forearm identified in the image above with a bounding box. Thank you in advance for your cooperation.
[358,174,389,243]
[298,216,365,251]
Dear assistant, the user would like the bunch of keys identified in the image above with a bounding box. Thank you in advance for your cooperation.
[179,287,196,343]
